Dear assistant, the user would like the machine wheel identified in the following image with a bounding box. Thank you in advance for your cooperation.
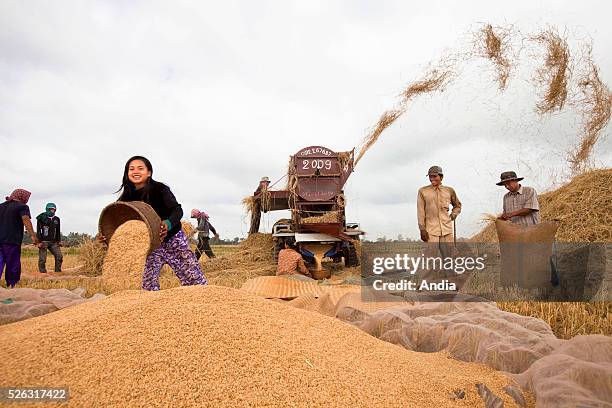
[344,242,360,267]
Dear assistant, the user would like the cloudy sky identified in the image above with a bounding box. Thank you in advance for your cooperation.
[1,0,611,240]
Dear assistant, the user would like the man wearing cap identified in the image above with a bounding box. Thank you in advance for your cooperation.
[0,189,38,287]
[417,166,462,261]
[191,209,219,260]
[36,202,63,273]
[496,171,540,226]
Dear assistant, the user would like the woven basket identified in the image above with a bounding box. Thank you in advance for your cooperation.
[311,269,331,280]
[98,201,161,254]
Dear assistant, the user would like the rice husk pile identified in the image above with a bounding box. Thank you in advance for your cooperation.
[302,211,339,224]
[201,233,276,288]
[101,220,150,293]
[0,285,527,407]
[471,168,612,243]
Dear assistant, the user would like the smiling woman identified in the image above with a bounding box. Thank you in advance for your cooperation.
[106,155,208,291]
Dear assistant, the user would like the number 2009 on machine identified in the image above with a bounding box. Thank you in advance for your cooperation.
[302,159,332,170]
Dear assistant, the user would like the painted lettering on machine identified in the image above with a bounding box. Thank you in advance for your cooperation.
[297,146,334,157]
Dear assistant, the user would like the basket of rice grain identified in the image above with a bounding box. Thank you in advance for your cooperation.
[311,268,331,280]
[98,201,161,254]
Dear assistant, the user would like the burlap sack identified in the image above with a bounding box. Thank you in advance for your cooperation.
[495,220,558,289]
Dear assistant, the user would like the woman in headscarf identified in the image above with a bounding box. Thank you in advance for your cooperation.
[0,189,39,287]
[191,209,219,260]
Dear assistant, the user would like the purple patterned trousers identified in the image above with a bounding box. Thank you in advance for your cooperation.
[0,243,21,288]
[142,230,208,291]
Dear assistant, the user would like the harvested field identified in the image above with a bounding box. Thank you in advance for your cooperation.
[200,233,276,288]
[497,301,611,339]
[19,252,82,275]
[0,285,528,408]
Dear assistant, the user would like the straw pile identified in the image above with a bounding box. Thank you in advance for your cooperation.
[101,220,150,293]
[472,168,612,243]
[202,233,276,288]
[77,238,106,276]
[181,220,196,238]
[0,285,526,408]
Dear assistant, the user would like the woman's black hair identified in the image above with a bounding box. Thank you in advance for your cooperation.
[116,155,155,202]
[284,237,297,250]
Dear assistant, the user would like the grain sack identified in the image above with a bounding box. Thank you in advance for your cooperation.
[101,220,150,293]
[553,243,609,301]
[0,285,527,408]
[495,220,558,289]
[0,287,104,325]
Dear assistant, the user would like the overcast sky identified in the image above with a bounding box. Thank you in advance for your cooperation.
[1,0,611,240]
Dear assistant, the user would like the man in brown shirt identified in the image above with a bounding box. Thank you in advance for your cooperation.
[416,166,461,280]
[417,166,462,245]
[277,239,311,277]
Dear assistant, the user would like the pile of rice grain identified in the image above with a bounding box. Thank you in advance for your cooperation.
[302,212,339,224]
[0,285,526,407]
[101,220,150,293]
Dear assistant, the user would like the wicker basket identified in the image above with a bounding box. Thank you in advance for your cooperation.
[98,201,161,254]
[311,269,331,280]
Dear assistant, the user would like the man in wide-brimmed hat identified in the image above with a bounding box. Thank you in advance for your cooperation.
[496,171,540,226]
[417,166,462,260]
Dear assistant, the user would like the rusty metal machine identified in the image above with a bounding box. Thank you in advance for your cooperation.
[248,146,364,278]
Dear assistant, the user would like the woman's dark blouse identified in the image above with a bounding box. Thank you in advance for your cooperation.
[119,181,183,241]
